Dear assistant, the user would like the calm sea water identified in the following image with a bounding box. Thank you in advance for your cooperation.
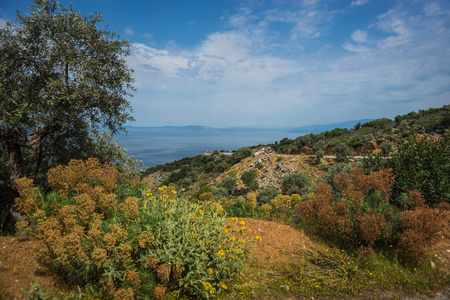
[115,128,304,167]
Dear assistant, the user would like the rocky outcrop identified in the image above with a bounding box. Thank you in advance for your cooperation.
[212,148,328,191]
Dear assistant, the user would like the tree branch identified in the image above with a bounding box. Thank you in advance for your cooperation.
[0,125,61,149]
[25,124,61,149]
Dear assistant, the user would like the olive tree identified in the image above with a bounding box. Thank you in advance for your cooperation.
[0,0,135,195]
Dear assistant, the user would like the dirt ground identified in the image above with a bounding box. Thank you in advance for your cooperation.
[0,236,68,299]
[0,217,449,299]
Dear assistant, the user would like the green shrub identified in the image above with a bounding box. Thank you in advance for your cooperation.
[220,176,236,195]
[257,187,281,206]
[363,135,450,207]
[380,142,393,157]
[315,150,324,164]
[241,170,259,191]
[16,159,251,299]
[224,198,263,218]
[281,173,310,195]
[234,147,252,163]
[212,187,229,201]
[334,143,351,163]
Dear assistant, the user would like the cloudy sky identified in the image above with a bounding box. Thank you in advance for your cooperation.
[1,0,449,128]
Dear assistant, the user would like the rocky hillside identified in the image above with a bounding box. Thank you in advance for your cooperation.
[211,147,331,191]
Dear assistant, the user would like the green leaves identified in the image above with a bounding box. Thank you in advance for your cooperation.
[0,0,136,192]
[1,0,134,132]
[363,135,449,207]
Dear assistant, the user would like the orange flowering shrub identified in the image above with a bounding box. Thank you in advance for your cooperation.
[15,158,250,299]
[15,177,43,218]
[298,168,397,250]
[47,157,124,197]
[298,168,447,261]
[333,167,394,205]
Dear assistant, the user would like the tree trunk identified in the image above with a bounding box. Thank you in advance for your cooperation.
[2,140,27,229]
[1,126,58,227]
[6,142,27,190]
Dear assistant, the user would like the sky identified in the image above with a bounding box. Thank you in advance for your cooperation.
[1,0,449,128]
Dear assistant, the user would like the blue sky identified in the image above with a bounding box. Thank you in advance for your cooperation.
[1,0,449,128]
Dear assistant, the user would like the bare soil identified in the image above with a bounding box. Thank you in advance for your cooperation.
[0,236,68,299]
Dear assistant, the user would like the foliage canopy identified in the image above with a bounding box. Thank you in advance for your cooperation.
[0,0,135,191]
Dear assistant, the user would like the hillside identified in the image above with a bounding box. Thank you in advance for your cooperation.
[210,148,329,191]
[1,105,449,299]
[269,105,449,155]
[143,105,449,198]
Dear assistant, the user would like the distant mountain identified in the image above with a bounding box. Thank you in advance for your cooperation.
[125,125,281,132]
[126,121,376,133]
[288,119,375,134]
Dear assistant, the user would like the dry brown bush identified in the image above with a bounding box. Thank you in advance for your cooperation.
[298,169,397,249]
[398,190,447,263]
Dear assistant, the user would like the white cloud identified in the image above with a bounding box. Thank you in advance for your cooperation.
[129,43,190,78]
[264,5,334,40]
[351,0,370,8]
[129,30,300,89]
[124,26,134,35]
[342,42,369,52]
[126,1,450,127]
[351,29,368,43]
[423,2,449,17]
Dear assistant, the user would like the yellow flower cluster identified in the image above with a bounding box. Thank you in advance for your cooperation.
[255,236,262,242]
[204,282,215,294]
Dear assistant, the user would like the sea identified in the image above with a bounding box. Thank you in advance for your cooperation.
[115,127,305,168]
